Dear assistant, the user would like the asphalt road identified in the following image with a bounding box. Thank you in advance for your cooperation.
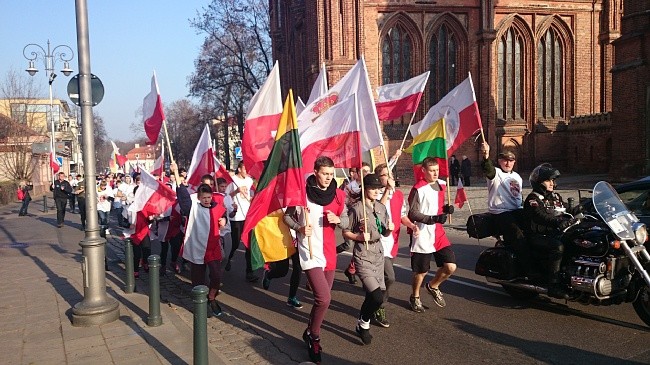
[216,227,650,365]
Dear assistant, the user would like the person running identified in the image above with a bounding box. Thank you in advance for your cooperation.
[343,173,393,345]
[283,156,348,364]
[180,183,227,317]
[371,163,418,327]
[407,157,456,312]
[224,161,258,282]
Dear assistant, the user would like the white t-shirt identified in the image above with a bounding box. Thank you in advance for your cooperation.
[486,168,523,214]
[225,175,254,221]
[97,187,114,212]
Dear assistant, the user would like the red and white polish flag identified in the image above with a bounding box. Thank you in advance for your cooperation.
[186,124,216,192]
[241,61,283,180]
[299,57,383,154]
[454,179,468,209]
[375,71,429,121]
[143,71,166,145]
[410,73,483,156]
[128,168,176,219]
[300,94,362,171]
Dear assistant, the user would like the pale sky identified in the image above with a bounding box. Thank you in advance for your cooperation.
[0,0,212,141]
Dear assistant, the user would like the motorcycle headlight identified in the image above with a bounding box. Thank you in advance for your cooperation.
[633,222,647,245]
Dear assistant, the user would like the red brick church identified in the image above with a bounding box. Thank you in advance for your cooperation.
[270,1,647,180]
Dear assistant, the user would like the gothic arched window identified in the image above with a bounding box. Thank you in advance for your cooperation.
[429,24,458,105]
[497,27,524,120]
[537,28,564,118]
[382,24,412,85]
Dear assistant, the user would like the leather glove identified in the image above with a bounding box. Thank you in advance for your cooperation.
[443,204,454,214]
[433,214,448,224]
[558,218,577,231]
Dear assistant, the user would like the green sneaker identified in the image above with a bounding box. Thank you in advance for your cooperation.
[372,307,390,328]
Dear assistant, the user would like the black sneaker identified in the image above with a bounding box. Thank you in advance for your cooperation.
[355,323,373,345]
[262,270,271,290]
[303,329,322,364]
[209,300,222,317]
[246,272,259,283]
[344,268,357,284]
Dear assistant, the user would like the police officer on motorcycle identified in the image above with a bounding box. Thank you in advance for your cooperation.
[523,163,578,299]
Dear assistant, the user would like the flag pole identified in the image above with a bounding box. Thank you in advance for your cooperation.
[304,207,313,259]
[162,119,180,184]
[468,71,486,144]
[388,112,419,173]
[441,118,452,223]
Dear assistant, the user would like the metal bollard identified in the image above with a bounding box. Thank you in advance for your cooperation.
[124,238,135,294]
[43,195,48,213]
[567,197,574,210]
[147,255,162,326]
[192,285,208,365]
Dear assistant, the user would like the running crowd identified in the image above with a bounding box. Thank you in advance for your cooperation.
[42,139,554,365]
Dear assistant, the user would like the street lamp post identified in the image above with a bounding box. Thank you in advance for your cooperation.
[70,0,119,326]
[23,41,74,180]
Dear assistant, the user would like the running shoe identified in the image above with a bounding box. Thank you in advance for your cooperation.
[372,307,390,328]
[303,329,322,364]
[209,300,222,317]
[409,295,424,313]
[286,296,303,309]
[426,283,446,308]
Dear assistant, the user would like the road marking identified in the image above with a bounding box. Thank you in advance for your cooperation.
[340,251,507,296]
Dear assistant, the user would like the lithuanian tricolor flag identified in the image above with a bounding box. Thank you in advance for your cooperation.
[404,117,449,178]
[241,90,306,270]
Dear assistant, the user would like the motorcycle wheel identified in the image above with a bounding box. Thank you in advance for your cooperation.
[632,286,650,327]
[502,284,539,300]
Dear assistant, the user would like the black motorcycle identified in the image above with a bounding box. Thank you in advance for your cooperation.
[469,181,650,326]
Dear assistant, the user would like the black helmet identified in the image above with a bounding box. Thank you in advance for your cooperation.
[529,163,560,192]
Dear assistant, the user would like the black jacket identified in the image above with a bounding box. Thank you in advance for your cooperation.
[523,190,568,235]
[51,179,72,200]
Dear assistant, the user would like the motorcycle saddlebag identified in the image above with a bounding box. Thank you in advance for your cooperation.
[466,213,498,239]
[475,247,518,280]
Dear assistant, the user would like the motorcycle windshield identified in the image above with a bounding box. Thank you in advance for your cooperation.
[593,181,639,240]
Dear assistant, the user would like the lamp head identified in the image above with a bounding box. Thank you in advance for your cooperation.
[25,61,38,76]
[61,61,73,76]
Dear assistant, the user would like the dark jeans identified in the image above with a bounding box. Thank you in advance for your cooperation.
[267,252,302,298]
[462,175,471,186]
[169,232,183,264]
[19,197,31,215]
[55,198,67,225]
[492,210,532,272]
[68,194,76,213]
[529,234,564,283]
[228,220,253,273]
[77,198,86,228]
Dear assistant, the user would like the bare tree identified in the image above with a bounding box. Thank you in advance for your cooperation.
[165,99,203,168]
[189,0,273,149]
[0,69,47,181]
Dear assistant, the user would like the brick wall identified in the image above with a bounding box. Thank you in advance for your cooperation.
[272,0,618,176]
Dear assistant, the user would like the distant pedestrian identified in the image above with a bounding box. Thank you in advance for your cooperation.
[68,174,79,213]
[461,155,472,186]
[50,171,72,228]
[18,180,33,216]
[75,176,86,230]
[449,155,460,186]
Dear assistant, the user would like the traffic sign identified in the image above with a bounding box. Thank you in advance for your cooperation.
[67,73,105,106]
[234,147,242,160]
